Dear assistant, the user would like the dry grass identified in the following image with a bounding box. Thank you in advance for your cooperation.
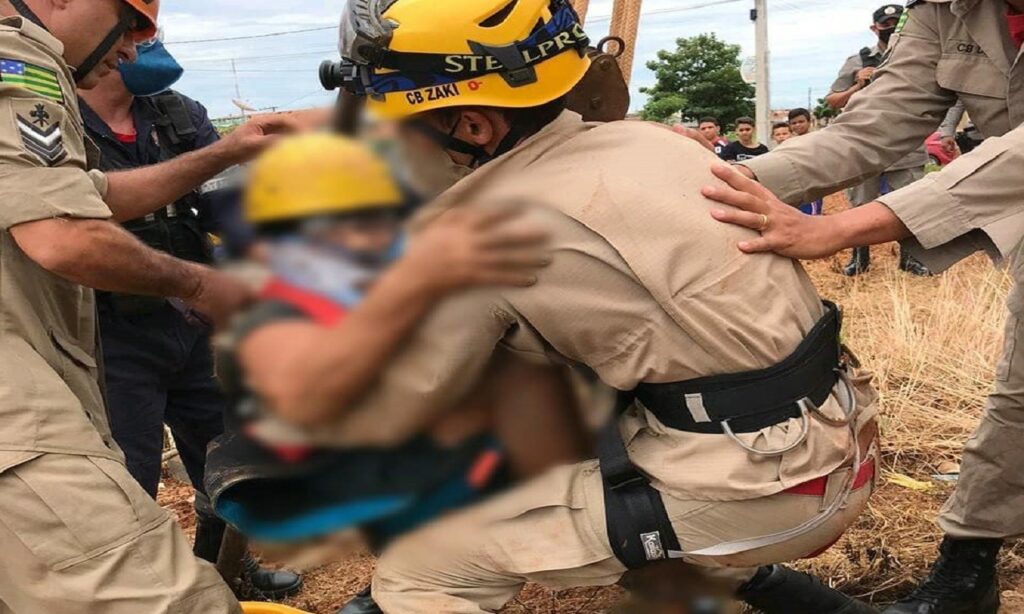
[162,195,1024,612]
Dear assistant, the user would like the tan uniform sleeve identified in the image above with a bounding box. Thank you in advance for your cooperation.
[0,54,110,230]
[878,123,1024,272]
[318,289,517,447]
[830,54,861,93]
[740,2,956,203]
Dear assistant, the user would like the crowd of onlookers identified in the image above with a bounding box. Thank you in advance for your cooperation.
[699,109,824,215]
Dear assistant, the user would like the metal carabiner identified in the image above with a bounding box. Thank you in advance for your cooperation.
[801,368,859,428]
[596,36,626,58]
[721,405,811,458]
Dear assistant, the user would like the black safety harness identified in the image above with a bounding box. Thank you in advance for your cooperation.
[600,301,845,569]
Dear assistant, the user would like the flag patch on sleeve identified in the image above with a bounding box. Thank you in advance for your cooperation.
[1,59,64,103]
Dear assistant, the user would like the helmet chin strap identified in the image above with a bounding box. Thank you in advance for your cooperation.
[412,117,524,167]
[8,0,46,29]
[9,0,137,84]
[71,16,133,83]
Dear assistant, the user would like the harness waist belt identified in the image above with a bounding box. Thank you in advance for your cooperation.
[635,301,842,435]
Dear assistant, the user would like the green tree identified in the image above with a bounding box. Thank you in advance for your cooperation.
[813,97,837,122]
[640,33,754,125]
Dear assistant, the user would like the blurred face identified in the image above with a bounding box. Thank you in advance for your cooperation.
[736,123,755,144]
[789,114,810,135]
[395,118,476,197]
[772,126,792,144]
[698,122,720,141]
[48,0,140,88]
[315,212,402,264]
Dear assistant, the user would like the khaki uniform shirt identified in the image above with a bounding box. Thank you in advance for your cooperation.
[831,44,930,171]
[743,0,1024,279]
[0,17,120,471]
[299,112,876,502]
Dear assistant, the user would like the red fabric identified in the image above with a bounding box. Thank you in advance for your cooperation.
[260,278,348,326]
[113,131,137,144]
[784,456,875,497]
[467,450,503,489]
[789,457,876,559]
[242,423,313,464]
[1009,10,1024,49]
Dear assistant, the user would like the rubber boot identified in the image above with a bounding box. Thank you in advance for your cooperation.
[843,247,871,277]
[883,537,1001,614]
[738,565,879,614]
[336,586,383,614]
[899,251,932,277]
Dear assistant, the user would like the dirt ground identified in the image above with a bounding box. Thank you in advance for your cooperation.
[159,193,1024,613]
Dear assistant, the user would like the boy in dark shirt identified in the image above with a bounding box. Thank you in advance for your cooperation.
[698,116,731,156]
[718,116,769,161]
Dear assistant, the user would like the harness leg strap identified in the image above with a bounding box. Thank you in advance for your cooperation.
[599,392,681,570]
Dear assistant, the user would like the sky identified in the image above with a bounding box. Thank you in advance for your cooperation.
[162,0,888,119]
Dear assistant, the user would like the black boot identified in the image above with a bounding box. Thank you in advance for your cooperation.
[241,553,304,601]
[843,247,871,277]
[336,586,383,614]
[192,513,227,564]
[194,506,304,601]
[738,565,879,614]
[883,537,1001,614]
[899,251,933,277]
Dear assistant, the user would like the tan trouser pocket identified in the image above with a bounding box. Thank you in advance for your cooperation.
[0,454,166,570]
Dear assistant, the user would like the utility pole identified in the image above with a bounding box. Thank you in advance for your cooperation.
[231,59,241,100]
[752,0,770,145]
[807,86,812,111]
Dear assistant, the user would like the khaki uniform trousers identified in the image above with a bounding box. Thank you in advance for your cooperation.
[846,167,926,208]
[940,308,1024,539]
[372,453,876,614]
[0,453,241,614]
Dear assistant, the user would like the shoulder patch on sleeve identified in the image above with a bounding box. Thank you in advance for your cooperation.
[9,99,68,166]
[895,8,911,33]
[0,58,63,103]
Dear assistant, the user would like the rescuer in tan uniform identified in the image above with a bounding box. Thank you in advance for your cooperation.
[698,1,1024,612]
[0,1,291,612]
[275,1,883,612]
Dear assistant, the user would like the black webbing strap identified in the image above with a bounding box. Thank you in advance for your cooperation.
[9,0,46,29]
[72,14,135,83]
[635,301,842,434]
[152,92,199,149]
[599,391,681,570]
[599,301,843,569]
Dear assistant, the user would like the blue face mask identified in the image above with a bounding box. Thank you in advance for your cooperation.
[119,40,184,97]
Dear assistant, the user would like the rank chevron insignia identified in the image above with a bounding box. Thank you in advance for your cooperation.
[16,114,66,166]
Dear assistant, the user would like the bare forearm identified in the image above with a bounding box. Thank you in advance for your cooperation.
[826,86,859,111]
[248,260,448,425]
[305,263,444,413]
[13,218,202,298]
[104,141,237,222]
[832,202,913,249]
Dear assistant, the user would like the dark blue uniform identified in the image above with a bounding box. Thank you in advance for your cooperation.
[81,93,249,501]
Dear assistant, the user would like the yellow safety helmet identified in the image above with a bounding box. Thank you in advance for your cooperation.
[244,133,404,226]
[322,0,592,118]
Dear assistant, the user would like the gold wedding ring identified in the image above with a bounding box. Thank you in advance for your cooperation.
[757,214,770,232]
